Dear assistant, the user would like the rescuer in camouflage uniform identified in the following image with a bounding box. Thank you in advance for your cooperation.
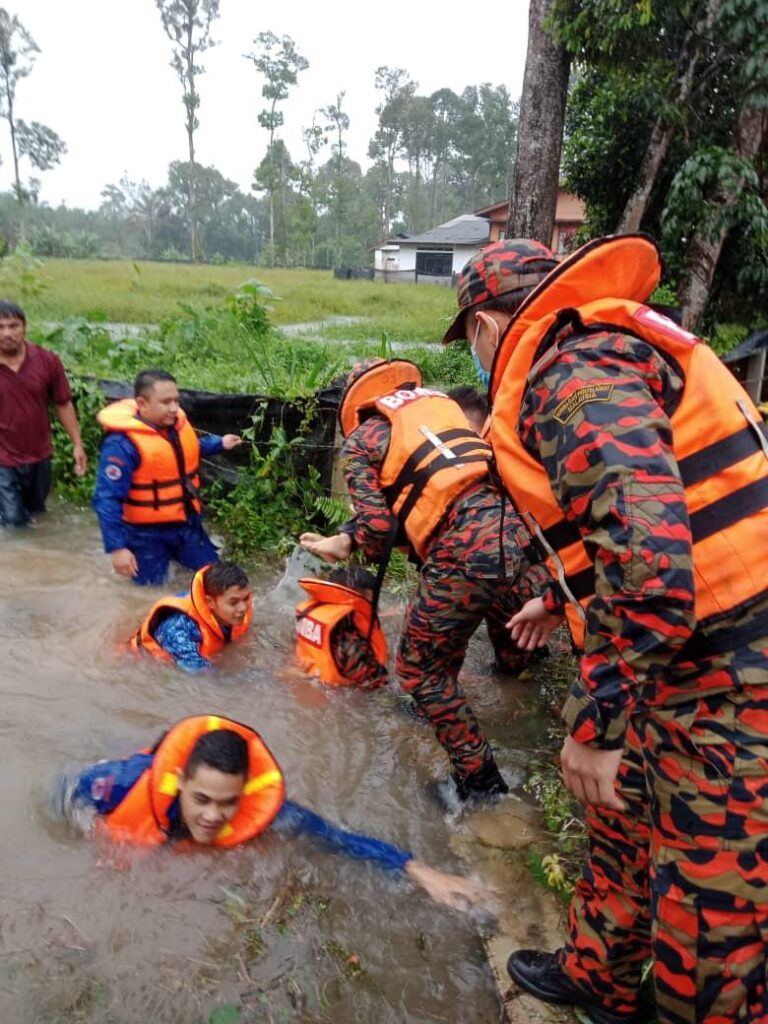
[444,236,768,1024]
[301,363,547,802]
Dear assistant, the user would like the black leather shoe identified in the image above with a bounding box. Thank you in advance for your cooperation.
[507,950,638,1024]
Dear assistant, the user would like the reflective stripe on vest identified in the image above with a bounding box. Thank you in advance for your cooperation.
[295,579,388,686]
[373,390,492,560]
[97,399,202,525]
[98,715,284,847]
[490,298,768,650]
[131,565,252,661]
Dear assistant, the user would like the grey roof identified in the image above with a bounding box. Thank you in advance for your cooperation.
[721,329,768,363]
[389,214,490,247]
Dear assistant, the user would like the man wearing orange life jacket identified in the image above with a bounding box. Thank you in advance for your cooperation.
[300,358,546,804]
[295,567,388,689]
[52,714,492,912]
[131,561,252,672]
[444,235,768,1024]
[93,369,242,586]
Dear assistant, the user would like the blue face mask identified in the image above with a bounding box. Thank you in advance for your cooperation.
[471,346,491,389]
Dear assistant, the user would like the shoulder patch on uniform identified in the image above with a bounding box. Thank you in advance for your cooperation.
[554,382,614,424]
[107,455,125,466]
[104,464,123,481]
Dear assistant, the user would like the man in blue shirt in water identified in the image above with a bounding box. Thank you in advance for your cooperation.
[53,715,489,912]
[93,369,242,586]
[130,562,252,672]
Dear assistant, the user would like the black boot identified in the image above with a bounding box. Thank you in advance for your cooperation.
[427,760,508,811]
[454,760,509,802]
[507,950,638,1024]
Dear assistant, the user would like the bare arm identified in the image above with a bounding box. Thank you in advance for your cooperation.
[55,401,87,476]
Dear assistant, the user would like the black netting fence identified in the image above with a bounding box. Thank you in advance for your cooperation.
[93,379,343,491]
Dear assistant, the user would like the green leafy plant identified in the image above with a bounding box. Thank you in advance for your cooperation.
[209,407,329,558]
[50,376,104,507]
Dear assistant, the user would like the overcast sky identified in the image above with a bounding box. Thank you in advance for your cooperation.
[9,0,530,211]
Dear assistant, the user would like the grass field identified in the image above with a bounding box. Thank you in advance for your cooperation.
[25,259,458,345]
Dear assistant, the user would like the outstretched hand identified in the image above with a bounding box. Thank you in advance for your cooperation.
[222,434,243,450]
[404,859,499,914]
[507,597,564,650]
[299,532,353,564]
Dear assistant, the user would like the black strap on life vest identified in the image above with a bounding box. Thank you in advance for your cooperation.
[678,423,768,488]
[367,518,399,641]
[539,414,768,595]
[381,429,488,503]
[167,429,197,519]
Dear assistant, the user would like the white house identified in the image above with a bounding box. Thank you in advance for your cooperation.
[373,191,588,283]
[373,215,490,284]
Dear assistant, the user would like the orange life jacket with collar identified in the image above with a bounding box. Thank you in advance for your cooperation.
[130,565,252,662]
[97,398,202,525]
[489,234,768,651]
[295,578,388,686]
[374,388,493,559]
[338,360,493,560]
[97,715,284,847]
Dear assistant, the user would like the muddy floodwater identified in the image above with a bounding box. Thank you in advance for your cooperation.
[0,502,555,1023]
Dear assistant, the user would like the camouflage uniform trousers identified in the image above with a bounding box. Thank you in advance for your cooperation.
[562,651,768,1023]
[396,551,532,781]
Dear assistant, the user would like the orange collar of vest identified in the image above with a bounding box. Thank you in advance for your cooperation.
[490,233,663,401]
[97,397,190,435]
[298,577,374,616]
[339,360,423,437]
[148,715,284,843]
[188,566,229,642]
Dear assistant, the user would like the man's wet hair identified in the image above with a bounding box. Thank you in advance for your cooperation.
[204,561,250,596]
[185,729,249,779]
[0,300,26,323]
[448,386,489,423]
[134,369,177,398]
[328,566,378,593]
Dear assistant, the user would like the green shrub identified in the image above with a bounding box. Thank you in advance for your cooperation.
[209,412,327,558]
[51,376,104,507]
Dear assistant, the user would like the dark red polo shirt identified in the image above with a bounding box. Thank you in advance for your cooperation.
[0,342,73,467]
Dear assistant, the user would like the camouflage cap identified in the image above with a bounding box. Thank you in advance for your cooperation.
[345,356,388,389]
[441,238,559,344]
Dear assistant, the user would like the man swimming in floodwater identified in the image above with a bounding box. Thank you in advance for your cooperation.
[53,715,490,911]
[130,562,251,672]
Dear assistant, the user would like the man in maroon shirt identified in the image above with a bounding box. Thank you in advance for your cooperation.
[0,300,87,526]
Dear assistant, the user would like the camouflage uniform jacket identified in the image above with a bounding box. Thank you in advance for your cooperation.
[519,326,768,749]
[340,415,534,581]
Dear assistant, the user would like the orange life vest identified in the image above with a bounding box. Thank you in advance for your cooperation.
[97,398,202,525]
[295,578,388,686]
[373,388,492,560]
[97,714,285,847]
[489,234,768,650]
[130,565,252,662]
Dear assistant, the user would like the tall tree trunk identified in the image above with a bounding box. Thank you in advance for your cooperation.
[679,105,767,330]
[507,0,570,243]
[186,119,200,262]
[618,0,723,234]
[184,21,201,263]
[6,84,25,241]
